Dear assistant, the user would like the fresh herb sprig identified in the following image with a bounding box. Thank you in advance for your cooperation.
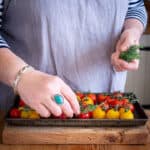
[119,45,143,62]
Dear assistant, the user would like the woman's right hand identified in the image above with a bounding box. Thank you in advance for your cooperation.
[16,70,80,118]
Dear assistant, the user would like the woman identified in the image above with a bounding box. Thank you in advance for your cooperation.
[0,0,147,117]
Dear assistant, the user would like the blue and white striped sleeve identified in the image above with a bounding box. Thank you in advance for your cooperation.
[0,0,10,48]
[126,0,148,28]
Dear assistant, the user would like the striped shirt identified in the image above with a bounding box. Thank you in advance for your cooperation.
[0,0,148,49]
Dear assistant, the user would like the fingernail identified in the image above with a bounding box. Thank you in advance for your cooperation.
[68,112,73,118]
[65,109,74,118]
[54,110,62,117]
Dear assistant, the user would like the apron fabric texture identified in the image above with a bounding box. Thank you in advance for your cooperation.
[0,0,128,111]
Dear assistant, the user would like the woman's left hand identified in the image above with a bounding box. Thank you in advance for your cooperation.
[111,28,140,72]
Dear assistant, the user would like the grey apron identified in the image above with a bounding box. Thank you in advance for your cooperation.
[0,0,128,111]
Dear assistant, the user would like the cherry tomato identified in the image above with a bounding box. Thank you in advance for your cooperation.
[120,98,129,106]
[28,111,40,119]
[86,93,97,104]
[92,106,106,119]
[106,97,114,104]
[112,91,123,98]
[108,99,119,107]
[52,113,68,119]
[101,102,109,111]
[76,92,84,99]
[20,110,29,119]
[82,96,94,105]
[78,112,90,119]
[19,99,26,107]
[88,111,93,118]
[59,113,68,119]
[10,108,21,118]
[97,94,107,103]
[107,98,122,107]
[106,108,119,119]
[125,103,135,112]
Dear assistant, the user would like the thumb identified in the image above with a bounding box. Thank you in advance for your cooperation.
[119,38,131,52]
[119,37,139,52]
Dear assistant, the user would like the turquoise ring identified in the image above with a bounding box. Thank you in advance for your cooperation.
[53,94,64,105]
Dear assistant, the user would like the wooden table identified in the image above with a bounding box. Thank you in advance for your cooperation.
[0,110,150,150]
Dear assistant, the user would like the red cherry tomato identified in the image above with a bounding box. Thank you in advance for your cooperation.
[106,97,114,104]
[120,98,129,106]
[76,92,84,99]
[10,108,21,118]
[100,102,109,111]
[97,94,107,103]
[59,113,68,119]
[19,99,26,107]
[125,103,135,112]
[52,113,68,119]
[107,98,121,107]
[88,111,93,118]
[112,91,123,98]
[78,112,90,119]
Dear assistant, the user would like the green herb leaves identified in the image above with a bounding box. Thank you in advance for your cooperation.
[119,45,142,62]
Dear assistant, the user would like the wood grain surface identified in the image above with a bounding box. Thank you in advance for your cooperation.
[2,125,149,145]
[0,144,150,150]
[0,110,150,150]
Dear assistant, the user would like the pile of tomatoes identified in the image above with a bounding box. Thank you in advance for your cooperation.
[9,92,136,120]
[9,100,40,119]
[76,92,135,120]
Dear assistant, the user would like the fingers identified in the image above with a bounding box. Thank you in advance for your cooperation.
[119,59,139,71]
[61,83,80,115]
[18,71,80,118]
[42,98,62,117]
[59,97,74,118]
[33,104,51,118]
[111,52,139,72]
[34,95,74,118]
[112,29,140,72]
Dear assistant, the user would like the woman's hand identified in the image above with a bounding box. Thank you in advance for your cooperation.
[111,28,140,72]
[16,70,80,118]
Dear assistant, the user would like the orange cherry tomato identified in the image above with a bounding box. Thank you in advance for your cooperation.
[82,96,94,105]
[86,93,97,104]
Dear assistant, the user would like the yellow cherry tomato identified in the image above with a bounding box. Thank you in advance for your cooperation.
[82,96,94,105]
[20,110,29,119]
[77,96,82,102]
[119,107,125,115]
[18,107,25,111]
[120,109,134,119]
[28,111,40,119]
[92,106,106,119]
[106,108,119,119]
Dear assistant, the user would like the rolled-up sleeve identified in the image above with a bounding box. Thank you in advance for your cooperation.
[0,0,10,48]
[126,0,148,29]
